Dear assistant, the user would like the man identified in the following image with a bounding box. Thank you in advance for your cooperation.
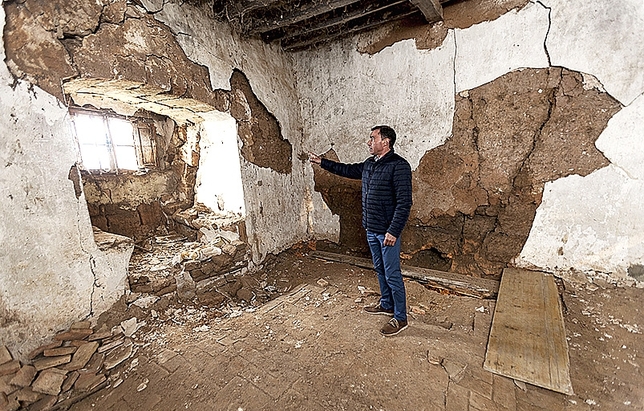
[309,125,413,336]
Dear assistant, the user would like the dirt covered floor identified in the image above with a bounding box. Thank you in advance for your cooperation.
[66,244,643,411]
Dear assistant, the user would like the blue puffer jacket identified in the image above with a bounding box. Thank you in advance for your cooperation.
[320,150,412,238]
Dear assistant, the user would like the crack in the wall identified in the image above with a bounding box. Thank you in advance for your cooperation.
[74,198,97,317]
[536,0,552,66]
[451,29,457,100]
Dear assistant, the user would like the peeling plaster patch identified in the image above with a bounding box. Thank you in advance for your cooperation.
[229,70,292,174]
[516,166,644,279]
[596,93,644,180]
[544,0,644,106]
[3,2,78,98]
[4,1,215,106]
[454,1,550,93]
[356,17,449,55]
[443,0,530,29]
[356,0,529,55]
[311,149,365,252]
[68,164,82,199]
[412,68,618,275]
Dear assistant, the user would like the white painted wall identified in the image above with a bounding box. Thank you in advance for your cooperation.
[0,6,132,359]
[295,0,644,283]
[544,0,644,107]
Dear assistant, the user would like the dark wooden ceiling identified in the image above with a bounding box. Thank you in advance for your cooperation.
[213,0,448,51]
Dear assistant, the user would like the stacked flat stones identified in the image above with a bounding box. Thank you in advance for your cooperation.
[0,321,135,410]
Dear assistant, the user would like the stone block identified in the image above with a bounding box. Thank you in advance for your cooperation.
[33,355,71,371]
[0,347,11,366]
[85,352,105,374]
[13,386,41,404]
[27,341,62,360]
[70,321,91,330]
[63,341,99,371]
[43,346,77,357]
[104,340,133,370]
[61,371,79,393]
[87,330,112,342]
[0,375,17,396]
[493,374,517,411]
[0,361,20,377]
[32,368,67,396]
[74,371,106,392]
[9,365,36,387]
[53,329,93,341]
[441,358,467,383]
[446,381,470,411]
[27,395,57,411]
[0,392,20,411]
[98,338,124,354]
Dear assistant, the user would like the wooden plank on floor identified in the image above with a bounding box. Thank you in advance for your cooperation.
[310,251,499,299]
[483,268,573,394]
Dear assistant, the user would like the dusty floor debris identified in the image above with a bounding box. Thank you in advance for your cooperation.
[1,246,636,410]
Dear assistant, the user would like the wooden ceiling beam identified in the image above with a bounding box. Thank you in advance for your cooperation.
[409,0,443,22]
[282,6,420,51]
[246,0,363,34]
[262,0,407,42]
[233,0,281,15]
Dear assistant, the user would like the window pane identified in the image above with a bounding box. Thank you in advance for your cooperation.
[114,146,138,170]
[108,118,134,145]
[80,144,110,170]
[74,114,107,145]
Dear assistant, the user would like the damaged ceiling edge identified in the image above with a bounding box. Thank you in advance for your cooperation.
[63,78,217,125]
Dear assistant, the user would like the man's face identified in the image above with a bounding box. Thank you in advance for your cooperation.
[367,129,388,157]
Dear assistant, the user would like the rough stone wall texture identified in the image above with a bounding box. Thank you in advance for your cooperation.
[1,0,307,356]
[297,0,644,282]
[0,5,133,360]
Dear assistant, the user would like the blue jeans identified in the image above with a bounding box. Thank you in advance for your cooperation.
[366,231,407,322]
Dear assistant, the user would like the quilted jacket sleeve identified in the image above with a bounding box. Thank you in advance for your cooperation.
[320,158,364,180]
[387,160,413,238]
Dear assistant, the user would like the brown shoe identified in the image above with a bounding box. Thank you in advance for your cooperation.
[363,303,394,316]
[380,318,408,336]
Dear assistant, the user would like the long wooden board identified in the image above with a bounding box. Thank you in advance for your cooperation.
[310,250,499,299]
[484,268,573,394]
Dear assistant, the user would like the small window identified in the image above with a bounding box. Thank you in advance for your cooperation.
[70,109,156,173]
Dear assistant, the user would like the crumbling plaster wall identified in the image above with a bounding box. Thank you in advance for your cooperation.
[0,5,133,360]
[1,0,308,357]
[154,2,308,262]
[296,0,644,283]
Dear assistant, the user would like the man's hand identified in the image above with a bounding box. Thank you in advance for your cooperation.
[384,232,397,246]
[308,152,321,165]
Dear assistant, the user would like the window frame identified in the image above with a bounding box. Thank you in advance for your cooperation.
[69,108,157,174]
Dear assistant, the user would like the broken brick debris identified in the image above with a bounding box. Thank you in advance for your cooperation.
[0,320,139,410]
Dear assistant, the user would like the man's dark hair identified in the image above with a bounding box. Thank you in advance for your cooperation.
[372,125,396,147]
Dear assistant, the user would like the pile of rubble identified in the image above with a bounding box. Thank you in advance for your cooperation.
[0,318,144,411]
[129,206,250,300]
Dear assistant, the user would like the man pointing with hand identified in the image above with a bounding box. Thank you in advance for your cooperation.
[309,125,413,336]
